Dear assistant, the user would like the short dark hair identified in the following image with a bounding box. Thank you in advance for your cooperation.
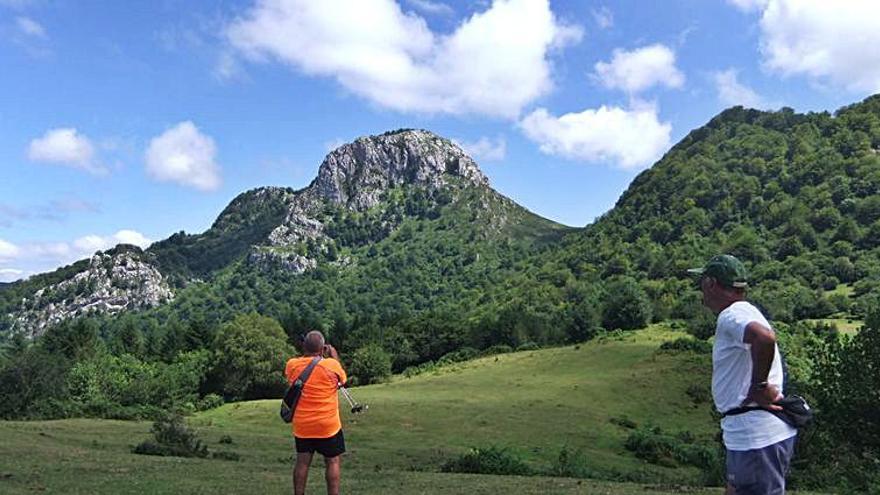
[303,330,325,355]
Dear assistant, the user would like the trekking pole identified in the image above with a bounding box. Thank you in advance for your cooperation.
[338,384,368,414]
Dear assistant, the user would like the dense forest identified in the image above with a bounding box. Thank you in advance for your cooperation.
[1,96,880,490]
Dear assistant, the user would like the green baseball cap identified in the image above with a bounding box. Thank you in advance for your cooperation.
[687,254,748,288]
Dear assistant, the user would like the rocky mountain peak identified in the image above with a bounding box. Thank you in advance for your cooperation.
[310,129,489,211]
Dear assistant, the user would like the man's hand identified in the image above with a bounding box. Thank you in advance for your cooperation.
[743,383,783,411]
[324,344,339,360]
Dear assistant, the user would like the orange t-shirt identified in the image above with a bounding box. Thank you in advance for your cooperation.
[284,356,347,439]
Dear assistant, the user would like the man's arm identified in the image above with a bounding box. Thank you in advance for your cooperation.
[742,321,783,410]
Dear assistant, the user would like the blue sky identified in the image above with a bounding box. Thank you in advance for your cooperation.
[2,0,880,282]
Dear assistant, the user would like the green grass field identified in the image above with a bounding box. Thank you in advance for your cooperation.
[0,325,814,494]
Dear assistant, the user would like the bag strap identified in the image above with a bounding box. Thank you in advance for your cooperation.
[721,405,765,417]
[283,356,322,406]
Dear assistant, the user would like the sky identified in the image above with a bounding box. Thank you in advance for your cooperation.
[2,0,880,282]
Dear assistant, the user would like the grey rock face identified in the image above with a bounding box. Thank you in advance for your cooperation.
[248,248,317,274]
[312,129,488,210]
[11,250,173,338]
[265,129,489,253]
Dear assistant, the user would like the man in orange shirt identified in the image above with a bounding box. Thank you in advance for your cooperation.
[285,330,347,495]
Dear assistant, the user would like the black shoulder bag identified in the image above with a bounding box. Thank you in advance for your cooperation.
[280,356,322,423]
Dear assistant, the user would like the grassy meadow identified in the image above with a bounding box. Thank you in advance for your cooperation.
[0,325,814,494]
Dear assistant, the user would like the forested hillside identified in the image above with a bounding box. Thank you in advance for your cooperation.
[1,97,880,490]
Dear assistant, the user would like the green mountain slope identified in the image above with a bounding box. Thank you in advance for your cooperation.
[552,95,880,327]
[0,325,729,494]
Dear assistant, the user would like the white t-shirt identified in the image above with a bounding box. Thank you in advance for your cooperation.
[712,301,797,451]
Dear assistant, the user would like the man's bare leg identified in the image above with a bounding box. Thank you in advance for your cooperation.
[725,482,736,495]
[294,452,313,495]
[324,455,341,495]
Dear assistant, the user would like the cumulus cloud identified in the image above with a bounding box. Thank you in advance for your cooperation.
[594,44,685,94]
[405,0,453,16]
[0,239,21,261]
[0,230,152,282]
[0,268,25,283]
[145,121,221,191]
[726,0,769,12]
[591,6,613,29]
[225,0,582,118]
[15,16,45,37]
[714,69,768,109]
[730,0,880,93]
[455,136,506,162]
[27,128,106,174]
[73,230,151,254]
[519,102,672,170]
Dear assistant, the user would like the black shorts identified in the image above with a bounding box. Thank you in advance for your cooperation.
[295,429,346,458]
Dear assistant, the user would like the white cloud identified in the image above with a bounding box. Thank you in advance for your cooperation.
[27,128,106,174]
[405,0,453,16]
[0,230,152,282]
[145,121,221,191]
[0,239,21,261]
[455,136,506,162]
[594,44,685,94]
[591,6,613,29]
[726,0,769,12]
[0,268,25,283]
[225,0,582,118]
[214,51,247,82]
[15,16,45,38]
[753,0,880,93]
[73,230,151,254]
[714,69,767,109]
[519,102,672,170]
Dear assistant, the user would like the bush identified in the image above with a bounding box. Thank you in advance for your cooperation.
[624,425,723,486]
[660,337,712,354]
[480,344,513,356]
[197,393,224,411]
[602,277,653,330]
[547,446,599,478]
[349,343,392,385]
[402,360,436,378]
[212,313,294,400]
[515,341,540,351]
[437,347,478,365]
[441,446,532,476]
[132,415,208,458]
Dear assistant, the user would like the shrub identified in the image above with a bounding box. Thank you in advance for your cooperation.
[624,425,723,486]
[515,341,540,352]
[441,446,532,476]
[548,446,599,478]
[602,277,653,330]
[212,313,294,400]
[480,344,513,356]
[197,393,224,411]
[349,343,392,385]
[660,337,712,354]
[132,415,208,458]
[437,347,478,365]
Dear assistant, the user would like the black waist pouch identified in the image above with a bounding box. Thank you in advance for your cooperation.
[773,395,813,429]
[722,395,814,429]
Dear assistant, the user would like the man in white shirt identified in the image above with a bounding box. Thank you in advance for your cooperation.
[689,254,797,494]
